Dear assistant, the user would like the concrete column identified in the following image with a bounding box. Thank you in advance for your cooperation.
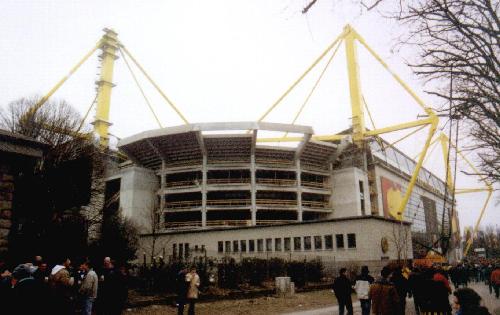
[159,160,166,229]
[202,155,207,227]
[250,154,257,225]
[296,159,303,222]
[329,163,334,218]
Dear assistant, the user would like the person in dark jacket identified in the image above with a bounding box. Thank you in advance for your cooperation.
[176,267,189,315]
[408,268,425,315]
[453,287,491,315]
[333,268,353,315]
[390,267,409,315]
[419,270,452,315]
[10,264,43,315]
[369,266,399,315]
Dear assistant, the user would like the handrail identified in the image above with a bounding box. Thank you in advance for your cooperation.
[165,200,202,209]
[165,180,201,188]
[256,178,297,186]
[301,180,331,189]
[206,199,252,206]
[256,199,297,206]
[302,200,330,209]
[165,221,202,228]
[255,158,294,166]
[207,178,251,185]
[206,220,251,227]
[256,220,296,225]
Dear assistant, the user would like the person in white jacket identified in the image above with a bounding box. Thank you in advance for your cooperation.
[354,266,375,315]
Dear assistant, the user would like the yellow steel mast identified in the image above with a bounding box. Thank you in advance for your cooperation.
[92,28,119,147]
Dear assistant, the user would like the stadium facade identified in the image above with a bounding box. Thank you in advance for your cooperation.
[106,121,460,268]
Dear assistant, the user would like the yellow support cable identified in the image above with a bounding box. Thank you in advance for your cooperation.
[362,95,377,130]
[118,48,163,128]
[118,43,189,124]
[381,124,427,153]
[283,39,343,138]
[76,93,99,133]
[365,117,434,136]
[464,189,493,256]
[25,40,102,119]
[257,29,348,122]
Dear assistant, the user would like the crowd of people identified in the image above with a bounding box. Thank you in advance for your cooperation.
[332,261,500,315]
[0,255,128,315]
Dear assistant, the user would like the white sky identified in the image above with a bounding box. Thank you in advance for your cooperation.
[1,0,497,233]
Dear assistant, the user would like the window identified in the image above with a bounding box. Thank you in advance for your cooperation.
[359,180,365,215]
[266,238,272,251]
[275,238,282,251]
[257,239,264,252]
[284,237,291,251]
[194,245,199,252]
[347,233,356,248]
[336,234,344,249]
[233,240,239,252]
[304,236,311,250]
[314,236,322,250]
[218,241,223,253]
[249,239,255,252]
[225,241,231,253]
[173,243,177,258]
[201,245,205,252]
[179,243,184,258]
[324,235,333,250]
[240,240,247,252]
[293,237,301,251]
[184,243,190,258]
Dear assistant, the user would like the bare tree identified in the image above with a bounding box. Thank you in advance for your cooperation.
[390,222,411,263]
[394,0,499,183]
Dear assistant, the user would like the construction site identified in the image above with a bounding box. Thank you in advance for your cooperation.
[2,24,494,269]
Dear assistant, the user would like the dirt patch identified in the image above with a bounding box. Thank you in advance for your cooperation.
[126,290,342,315]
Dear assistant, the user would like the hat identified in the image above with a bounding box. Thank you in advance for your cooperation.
[12,264,32,280]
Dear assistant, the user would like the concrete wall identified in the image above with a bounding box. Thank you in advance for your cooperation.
[138,217,413,271]
[119,166,159,233]
[331,167,371,218]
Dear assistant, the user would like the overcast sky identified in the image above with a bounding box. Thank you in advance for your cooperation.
[1,0,497,232]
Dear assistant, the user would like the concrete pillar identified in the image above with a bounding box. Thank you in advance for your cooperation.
[250,154,257,225]
[202,155,207,227]
[159,160,166,229]
[296,159,303,222]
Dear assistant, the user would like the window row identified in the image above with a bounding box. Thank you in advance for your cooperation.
[217,233,356,253]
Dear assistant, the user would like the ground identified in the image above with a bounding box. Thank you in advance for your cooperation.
[126,282,500,315]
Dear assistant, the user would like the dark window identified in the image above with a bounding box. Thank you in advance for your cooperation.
[194,245,199,252]
[347,233,356,248]
[240,240,247,252]
[218,241,223,253]
[225,241,231,253]
[275,238,282,251]
[304,236,311,250]
[293,237,301,251]
[336,234,345,249]
[266,238,272,251]
[249,240,255,252]
[179,243,184,258]
[324,235,333,250]
[314,236,322,250]
[257,239,264,252]
[233,240,239,252]
[173,243,177,258]
[201,245,205,252]
[284,237,291,251]
[359,180,365,215]
[184,243,189,258]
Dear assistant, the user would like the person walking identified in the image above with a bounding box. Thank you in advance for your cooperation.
[391,267,409,315]
[491,265,500,299]
[333,268,353,315]
[176,267,189,315]
[185,266,200,315]
[79,260,98,315]
[369,266,399,315]
[354,266,374,315]
[452,287,491,315]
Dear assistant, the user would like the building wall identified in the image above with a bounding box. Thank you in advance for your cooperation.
[118,166,159,233]
[0,165,14,255]
[331,167,371,217]
[138,217,413,274]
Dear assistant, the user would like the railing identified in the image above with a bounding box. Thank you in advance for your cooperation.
[256,178,296,186]
[165,159,202,168]
[256,199,297,207]
[165,200,202,209]
[255,159,294,167]
[302,200,330,209]
[165,180,201,188]
[206,199,252,207]
[206,220,251,227]
[301,180,331,189]
[256,220,296,225]
[165,221,202,228]
[207,158,250,164]
[207,178,251,185]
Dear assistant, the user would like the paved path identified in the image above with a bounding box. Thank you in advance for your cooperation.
[283,282,500,315]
